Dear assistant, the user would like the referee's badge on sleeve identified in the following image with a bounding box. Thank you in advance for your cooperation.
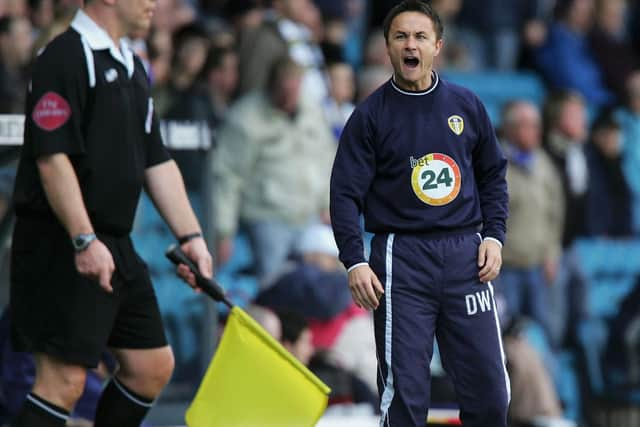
[448,115,464,136]
[32,92,71,131]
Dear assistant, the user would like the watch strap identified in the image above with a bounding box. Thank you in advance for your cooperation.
[178,232,203,245]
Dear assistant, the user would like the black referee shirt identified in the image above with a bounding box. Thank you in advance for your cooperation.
[13,10,170,236]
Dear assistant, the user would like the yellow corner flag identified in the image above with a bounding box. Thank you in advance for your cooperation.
[186,306,331,427]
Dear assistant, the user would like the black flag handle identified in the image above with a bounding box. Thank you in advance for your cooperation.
[166,244,233,308]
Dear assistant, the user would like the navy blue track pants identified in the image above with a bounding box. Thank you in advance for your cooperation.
[370,232,510,427]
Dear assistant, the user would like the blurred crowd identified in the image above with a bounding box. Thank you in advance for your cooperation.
[2,0,640,426]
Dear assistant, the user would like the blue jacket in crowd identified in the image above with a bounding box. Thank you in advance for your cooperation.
[534,23,613,107]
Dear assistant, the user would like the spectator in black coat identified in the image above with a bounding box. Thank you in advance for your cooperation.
[589,0,640,103]
[585,112,633,237]
[543,90,590,247]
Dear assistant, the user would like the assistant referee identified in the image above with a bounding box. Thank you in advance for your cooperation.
[9,1,212,427]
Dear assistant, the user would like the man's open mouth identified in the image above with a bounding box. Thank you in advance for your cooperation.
[404,56,420,68]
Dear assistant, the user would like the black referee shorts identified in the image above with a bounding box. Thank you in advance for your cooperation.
[9,218,167,368]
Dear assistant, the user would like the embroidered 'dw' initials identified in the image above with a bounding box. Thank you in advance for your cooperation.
[466,290,492,315]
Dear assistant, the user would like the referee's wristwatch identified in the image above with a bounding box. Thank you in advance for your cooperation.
[72,233,97,253]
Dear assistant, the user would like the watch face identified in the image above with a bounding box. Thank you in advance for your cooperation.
[73,234,95,251]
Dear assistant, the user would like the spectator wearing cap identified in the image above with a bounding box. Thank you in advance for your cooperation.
[256,224,377,393]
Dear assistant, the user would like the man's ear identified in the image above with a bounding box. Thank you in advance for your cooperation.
[434,38,444,57]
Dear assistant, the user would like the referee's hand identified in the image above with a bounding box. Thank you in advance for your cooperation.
[75,240,115,293]
[177,237,213,290]
[348,264,384,310]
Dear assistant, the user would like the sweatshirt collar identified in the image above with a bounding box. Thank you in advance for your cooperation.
[391,71,439,96]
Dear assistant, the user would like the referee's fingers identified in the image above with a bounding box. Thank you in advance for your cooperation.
[198,256,213,279]
[98,268,113,293]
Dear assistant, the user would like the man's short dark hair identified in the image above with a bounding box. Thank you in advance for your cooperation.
[383,0,443,42]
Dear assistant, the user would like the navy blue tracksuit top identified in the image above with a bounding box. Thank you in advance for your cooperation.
[330,73,508,269]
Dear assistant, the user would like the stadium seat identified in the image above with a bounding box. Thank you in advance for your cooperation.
[556,351,581,422]
[572,238,640,410]
[577,318,608,395]
[216,233,259,313]
[442,71,547,125]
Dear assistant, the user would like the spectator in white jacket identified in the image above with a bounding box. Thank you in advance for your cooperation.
[208,57,335,279]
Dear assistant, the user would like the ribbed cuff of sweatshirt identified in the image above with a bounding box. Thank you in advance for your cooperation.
[483,237,503,248]
[347,262,369,272]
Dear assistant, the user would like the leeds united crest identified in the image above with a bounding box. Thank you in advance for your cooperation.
[448,115,464,136]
